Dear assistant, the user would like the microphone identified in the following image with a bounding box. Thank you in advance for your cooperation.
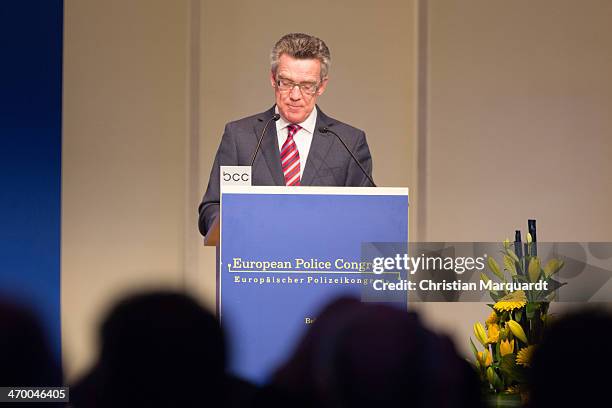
[250,113,281,167]
[318,126,376,187]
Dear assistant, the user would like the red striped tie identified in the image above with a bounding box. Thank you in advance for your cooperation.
[280,124,301,186]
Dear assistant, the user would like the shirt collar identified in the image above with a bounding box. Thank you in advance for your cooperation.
[275,105,317,134]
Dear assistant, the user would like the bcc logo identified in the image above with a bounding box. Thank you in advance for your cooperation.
[223,171,250,182]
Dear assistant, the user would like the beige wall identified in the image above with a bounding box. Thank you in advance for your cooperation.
[192,0,418,314]
[62,0,417,382]
[424,0,612,241]
[416,0,612,356]
[61,0,612,382]
[62,0,190,380]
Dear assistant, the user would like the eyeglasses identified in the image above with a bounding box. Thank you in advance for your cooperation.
[275,77,319,95]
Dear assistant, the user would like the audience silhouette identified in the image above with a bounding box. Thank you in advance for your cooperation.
[16,290,606,407]
[528,307,612,408]
[0,299,63,406]
[71,291,236,407]
[254,297,483,408]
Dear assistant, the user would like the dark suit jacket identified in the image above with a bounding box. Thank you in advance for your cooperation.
[198,106,373,236]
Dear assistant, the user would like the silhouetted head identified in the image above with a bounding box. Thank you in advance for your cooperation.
[265,297,482,408]
[529,307,612,408]
[0,299,62,387]
[76,291,226,407]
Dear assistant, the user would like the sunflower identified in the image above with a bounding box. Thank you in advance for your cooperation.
[516,345,535,367]
[486,311,498,326]
[494,290,527,312]
[487,323,500,343]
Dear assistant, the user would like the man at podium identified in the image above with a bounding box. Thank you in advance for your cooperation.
[198,33,374,236]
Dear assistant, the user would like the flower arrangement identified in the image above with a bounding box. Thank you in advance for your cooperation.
[470,225,565,399]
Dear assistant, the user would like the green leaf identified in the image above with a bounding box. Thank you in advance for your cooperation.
[514,309,523,322]
[470,338,480,360]
[526,302,537,319]
[490,291,504,302]
[499,354,516,377]
[514,276,529,285]
[499,354,528,383]
[493,370,505,392]
[537,278,566,299]
[488,256,506,282]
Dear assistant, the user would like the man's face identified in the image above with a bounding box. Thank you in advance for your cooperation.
[270,54,328,124]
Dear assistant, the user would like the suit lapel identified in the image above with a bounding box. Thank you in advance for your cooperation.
[301,107,335,186]
[254,108,285,186]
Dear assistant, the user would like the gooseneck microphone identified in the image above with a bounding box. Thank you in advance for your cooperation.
[250,114,281,167]
[318,126,376,187]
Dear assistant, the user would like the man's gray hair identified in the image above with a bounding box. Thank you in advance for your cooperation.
[270,33,331,81]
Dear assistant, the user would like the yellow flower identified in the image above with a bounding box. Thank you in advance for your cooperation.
[500,339,514,356]
[488,257,505,281]
[516,346,535,367]
[506,320,528,344]
[478,350,492,367]
[507,250,520,263]
[494,290,527,312]
[486,311,498,326]
[487,323,500,343]
[528,257,541,282]
[503,239,511,249]
[504,255,517,276]
[543,258,564,278]
[474,322,487,346]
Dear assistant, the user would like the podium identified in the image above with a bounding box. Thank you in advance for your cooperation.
[207,185,408,382]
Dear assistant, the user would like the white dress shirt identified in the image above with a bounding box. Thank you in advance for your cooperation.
[275,106,317,179]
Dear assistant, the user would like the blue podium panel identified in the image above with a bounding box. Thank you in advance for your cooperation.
[220,186,408,383]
